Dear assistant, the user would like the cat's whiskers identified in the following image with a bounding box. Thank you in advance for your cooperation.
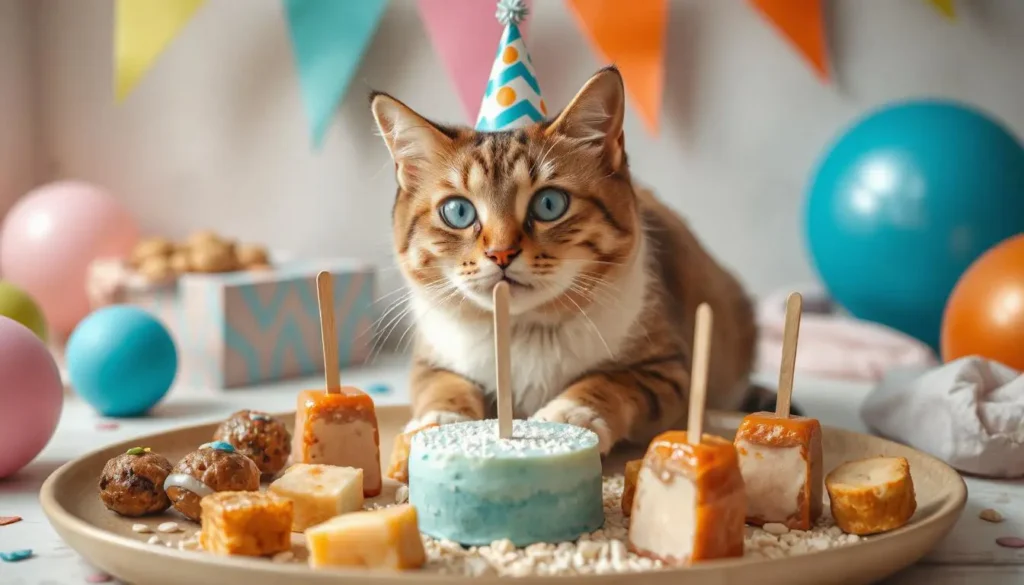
[392,282,464,356]
[560,285,614,360]
[368,278,454,360]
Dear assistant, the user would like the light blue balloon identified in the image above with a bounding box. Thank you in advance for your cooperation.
[806,99,1024,351]
[67,306,177,417]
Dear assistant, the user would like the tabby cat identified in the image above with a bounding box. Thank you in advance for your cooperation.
[370,66,768,454]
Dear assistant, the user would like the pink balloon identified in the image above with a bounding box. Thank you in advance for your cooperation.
[0,181,139,337]
[0,315,63,478]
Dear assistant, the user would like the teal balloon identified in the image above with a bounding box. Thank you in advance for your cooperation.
[806,99,1024,350]
[66,306,177,417]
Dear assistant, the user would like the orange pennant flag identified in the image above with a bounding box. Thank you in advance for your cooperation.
[565,0,667,136]
[749,0,830,82]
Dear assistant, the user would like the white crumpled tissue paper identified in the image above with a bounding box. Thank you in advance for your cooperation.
[861,356,1024,478]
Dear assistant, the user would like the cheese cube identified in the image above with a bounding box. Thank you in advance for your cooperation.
[621,459,642,516]
[268,464,364,532]
[305,504,426,570]
[386,423,439,484]
[734,412,823,530]
[293,388,382,497]
[628,431,745,565]
[198,491,292,557]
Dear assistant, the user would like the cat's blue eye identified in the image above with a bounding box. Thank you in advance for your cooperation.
[530,188,570,222]
[439,196,477,229]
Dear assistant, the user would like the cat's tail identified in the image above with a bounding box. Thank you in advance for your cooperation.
[738,383,804,417]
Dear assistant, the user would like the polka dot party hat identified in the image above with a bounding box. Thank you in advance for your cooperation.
[475,0,546,131]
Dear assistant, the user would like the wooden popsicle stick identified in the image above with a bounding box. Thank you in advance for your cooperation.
[493,281,513,439]
[687,303,713,445]
[775,292,803,418]
[316,271,341,395]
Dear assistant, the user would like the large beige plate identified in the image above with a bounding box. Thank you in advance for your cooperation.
[42,406,965,585]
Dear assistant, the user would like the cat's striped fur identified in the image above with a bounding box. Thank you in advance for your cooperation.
[370,67,764,454]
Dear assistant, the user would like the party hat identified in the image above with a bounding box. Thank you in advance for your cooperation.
[475,0,547,131]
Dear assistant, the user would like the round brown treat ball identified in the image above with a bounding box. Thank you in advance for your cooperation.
[213,410,291,477]
[234,244,269,268]
[185,230,223,249]
[137,255,175,283]
[165,442,260,522]
[98,448,173,517]
[189,242,238,273]
[130,237,174,267]
[168,251,191,274]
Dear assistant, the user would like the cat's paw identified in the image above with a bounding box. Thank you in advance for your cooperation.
[404,410,473,433]
[531,398,614,455]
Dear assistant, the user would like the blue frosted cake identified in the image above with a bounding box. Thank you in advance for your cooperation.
[408,419,604,546]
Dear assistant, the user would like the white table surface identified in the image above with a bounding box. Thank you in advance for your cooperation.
[2,353,1022,585]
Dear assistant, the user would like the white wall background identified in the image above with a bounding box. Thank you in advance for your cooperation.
[0,0,38,216]
[21,0,1024,301]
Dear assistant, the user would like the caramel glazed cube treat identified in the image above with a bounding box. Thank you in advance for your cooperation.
[269,464,364,533]
[386,423,439,484]
[163,441,261,522]
[293,389,382,497]
[199,491,293,557]
[629,432,746,566]
[213,410,292,477]
[306,504,426,570]
[735,412,823,529]
[826,456,917,535]
[98,447,173,517]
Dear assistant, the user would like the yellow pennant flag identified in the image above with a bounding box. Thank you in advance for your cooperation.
[926,0,956,20]
[115,0,206,101]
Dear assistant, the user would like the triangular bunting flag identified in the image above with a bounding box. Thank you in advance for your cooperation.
[926,0,956,20]
[114,0,206,102]
[565,0,668,136]
[417,0,533,125]
[283,0,389,148]
[748,0,830,82]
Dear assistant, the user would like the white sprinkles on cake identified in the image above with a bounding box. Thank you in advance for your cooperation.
[414,419,599,458]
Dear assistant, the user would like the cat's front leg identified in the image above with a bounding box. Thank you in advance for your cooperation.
[532,356,688,455]
[405,360,487,432]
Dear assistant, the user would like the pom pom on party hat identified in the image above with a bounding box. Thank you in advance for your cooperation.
[475,0,547,131]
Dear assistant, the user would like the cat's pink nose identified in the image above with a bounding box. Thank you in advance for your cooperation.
[485,246,522,268]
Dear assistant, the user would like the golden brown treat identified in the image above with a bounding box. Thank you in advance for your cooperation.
[247,263,272,272]
[293,389,382,497]
[306,504,426,569]
[621,459,642,517]
[234,243,270,267]
[826,456,916,535]
[137,255,176,283]
[386,423,439,484]
[735,412,823,530]
[168,251,191,274]
[98,449,173,517]
[165,444,260,522]
[186,230,223,249]
[130,237,174,266]
[199,491,292,557]
[213,410,291,477]
[189,242,238,273]
[629,432,745,566]
[269,464,363,532]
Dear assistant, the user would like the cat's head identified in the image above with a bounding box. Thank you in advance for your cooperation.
[370,67,640,317]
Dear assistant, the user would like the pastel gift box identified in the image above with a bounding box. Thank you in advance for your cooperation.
[87,258,375,389]
[180,260,375,388]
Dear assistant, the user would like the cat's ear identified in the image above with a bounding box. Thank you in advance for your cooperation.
[370,92,452,190]
[545,67,626,171]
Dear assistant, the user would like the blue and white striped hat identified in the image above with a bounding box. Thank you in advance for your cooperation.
[475,0,547,131]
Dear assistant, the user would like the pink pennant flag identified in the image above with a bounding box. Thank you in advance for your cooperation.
[416,0,533,124]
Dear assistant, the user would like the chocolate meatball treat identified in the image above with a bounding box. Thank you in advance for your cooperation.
[213,410,291,477]
[164,441,260,522]
[98,447,173,517]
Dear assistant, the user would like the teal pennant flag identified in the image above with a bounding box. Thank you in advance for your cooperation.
[283,0,389,148]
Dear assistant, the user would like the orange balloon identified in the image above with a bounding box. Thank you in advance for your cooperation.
[941,234,1024,370]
